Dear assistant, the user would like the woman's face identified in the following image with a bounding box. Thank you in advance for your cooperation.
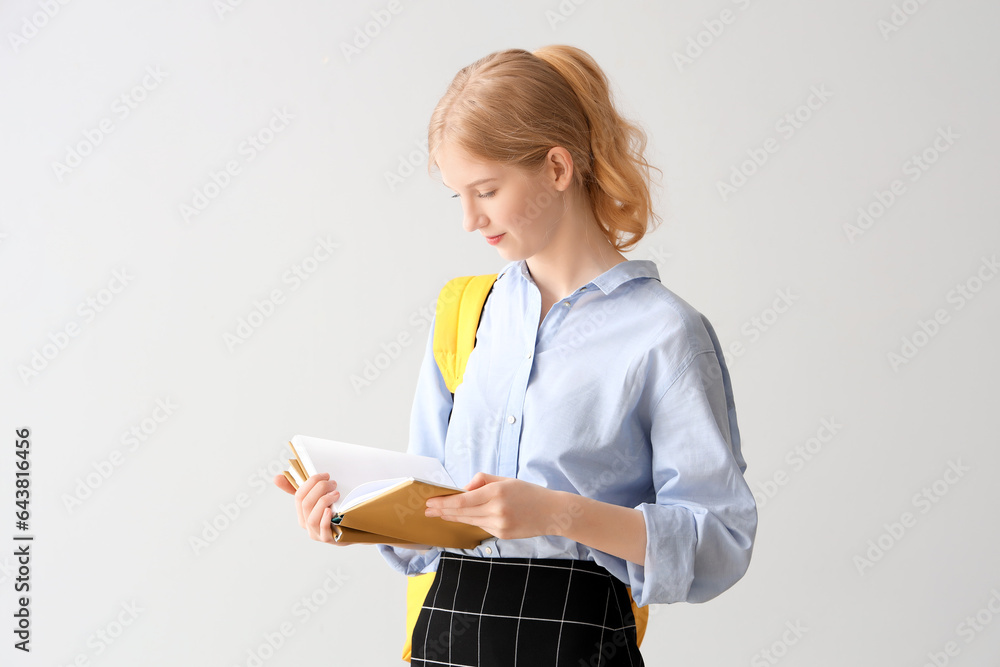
[435,142,567,262]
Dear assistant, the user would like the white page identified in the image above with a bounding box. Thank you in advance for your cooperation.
[290,434,458,514]
[338,477,410,513]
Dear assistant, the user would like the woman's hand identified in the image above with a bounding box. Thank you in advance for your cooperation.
[273,472,350,546]
[423,472,571,540]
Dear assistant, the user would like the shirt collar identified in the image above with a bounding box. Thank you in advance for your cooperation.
[500,258,660,295]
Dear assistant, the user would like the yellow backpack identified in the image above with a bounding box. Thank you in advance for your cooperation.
[401,274,648,662]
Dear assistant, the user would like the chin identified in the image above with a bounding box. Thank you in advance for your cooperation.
[498,248,527,262]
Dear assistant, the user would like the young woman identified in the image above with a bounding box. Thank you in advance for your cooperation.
[276,45,757,666]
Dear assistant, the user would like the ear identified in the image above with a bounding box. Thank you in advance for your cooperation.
[544,146,575,193]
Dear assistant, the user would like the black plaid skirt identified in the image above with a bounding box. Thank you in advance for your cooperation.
[410,551,645,667]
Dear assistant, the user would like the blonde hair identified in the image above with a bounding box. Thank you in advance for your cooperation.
[427,45,662,252]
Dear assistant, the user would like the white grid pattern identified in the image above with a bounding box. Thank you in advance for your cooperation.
[411,553,642,667]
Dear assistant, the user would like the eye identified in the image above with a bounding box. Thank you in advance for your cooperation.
[451,191,496,199]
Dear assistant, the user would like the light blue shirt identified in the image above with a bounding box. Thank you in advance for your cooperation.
[376,258,756,605]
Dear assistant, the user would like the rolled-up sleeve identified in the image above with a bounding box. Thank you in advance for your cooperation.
[625,336,757,606]
[375,313,449,576]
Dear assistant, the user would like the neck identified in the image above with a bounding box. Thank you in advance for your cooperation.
[524,192,627,301]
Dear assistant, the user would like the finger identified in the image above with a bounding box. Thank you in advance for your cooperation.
[464,472,498,491]
[428,488,486,510]
[274,474,296,495]
[302,481,338,528]
[436,512,490,525]
[307,489,340,539]
[296,474,336,528]
[319,506,338,544]
[463,472,486,490]
[425,495,453,510]
[294,473,328,527]
[295,472,329,497]
[425,507,493,521]
[427,504,491,519]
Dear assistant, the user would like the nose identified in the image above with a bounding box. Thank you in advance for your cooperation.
[460,199,488,233]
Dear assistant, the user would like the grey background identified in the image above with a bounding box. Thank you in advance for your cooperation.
[2,0,999,665]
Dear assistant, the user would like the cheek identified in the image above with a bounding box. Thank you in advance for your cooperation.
[507,209,531,231]
[506,199,545,231]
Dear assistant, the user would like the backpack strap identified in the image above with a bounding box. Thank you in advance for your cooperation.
[432,274,498,395]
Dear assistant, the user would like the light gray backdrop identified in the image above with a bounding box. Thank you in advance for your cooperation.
[3,1,999,665]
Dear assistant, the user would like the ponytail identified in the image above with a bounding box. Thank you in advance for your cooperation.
[531,45,661,251]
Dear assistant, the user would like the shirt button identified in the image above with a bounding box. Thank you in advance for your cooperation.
[485,547,493,555]
[507,415,516,424]
[526,351,532,359]
[563,302,571,307]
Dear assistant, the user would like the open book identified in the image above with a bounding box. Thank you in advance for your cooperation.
[283,434,493,549]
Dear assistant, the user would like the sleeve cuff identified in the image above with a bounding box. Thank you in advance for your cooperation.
[625,502,698,606]
[626,498,756,605]
[376,543,442,576]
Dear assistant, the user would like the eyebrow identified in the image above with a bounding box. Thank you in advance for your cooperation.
[441,177,498,190]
